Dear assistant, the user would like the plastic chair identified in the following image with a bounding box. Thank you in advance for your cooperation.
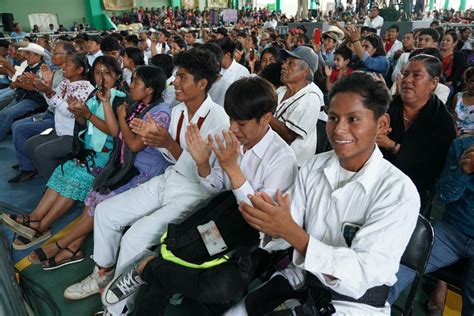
[393,215,435,316]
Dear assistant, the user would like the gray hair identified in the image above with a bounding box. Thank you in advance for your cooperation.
[407,53,442,79]
[296,59,314,82]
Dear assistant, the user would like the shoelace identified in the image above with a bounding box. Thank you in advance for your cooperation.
[116,270,142,296]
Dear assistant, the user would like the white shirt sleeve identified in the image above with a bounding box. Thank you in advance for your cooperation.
[292,181,420,299]
[280,93,321,139]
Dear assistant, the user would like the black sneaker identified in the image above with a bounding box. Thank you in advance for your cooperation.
[11,164,19,170]
[102,264,145,306]
[8,170,38,184]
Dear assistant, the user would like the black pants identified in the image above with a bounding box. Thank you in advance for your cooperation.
[245,275,307,316]
[136,249,271,316]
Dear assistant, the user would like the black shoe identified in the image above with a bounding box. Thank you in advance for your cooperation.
[11,164,19,171]
[8,170,38,184]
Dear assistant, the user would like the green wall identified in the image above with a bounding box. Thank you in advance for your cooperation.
[1,0,86,31]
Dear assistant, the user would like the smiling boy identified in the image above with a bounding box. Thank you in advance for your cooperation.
[236,72,420,315]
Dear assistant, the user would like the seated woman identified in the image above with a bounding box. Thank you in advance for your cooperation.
[440,31,465,94]
[9,52,94,183]
[32,66,171,270]
[376,54,457,210]
[3,56,128,250]
[120,47,144,91]
[345,25,389,76]
[451,67,474,135]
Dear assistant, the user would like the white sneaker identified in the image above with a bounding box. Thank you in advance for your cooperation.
[64,265,114,300]
[102,263,145,306]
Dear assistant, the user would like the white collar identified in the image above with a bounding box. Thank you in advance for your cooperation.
[241,127,274,159]
[323,146,384,192]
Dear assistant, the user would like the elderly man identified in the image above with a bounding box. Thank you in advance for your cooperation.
[0,43,48,142]
[271,46,324,166]
[364,7,384,36]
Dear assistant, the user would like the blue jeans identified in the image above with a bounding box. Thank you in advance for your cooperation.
[0,98,41,141]
[0,87,14,101]
[388,221,474,316]
[11,111,54,171]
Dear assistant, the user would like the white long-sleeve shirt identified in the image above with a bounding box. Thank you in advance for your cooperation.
[275,82,323,166]
[221,59,250,84]
[160,95,230,182]
[45,79,95,136]
[199,127,298,205]
[271,147,420,315]
[363,16,384,35]
[385,40,403,60]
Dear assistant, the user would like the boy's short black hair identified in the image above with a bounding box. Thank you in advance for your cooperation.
[125,34,139,46]
[217,37,236,56]
[124,47,145,67]
[334,46,352,61]
[224,77,276,121]
[329,72,391,119]
[200,42,224,64]
[174,48,220,93]
[419,28,440,43]
[150,54,174,79]
[100,36,121,53]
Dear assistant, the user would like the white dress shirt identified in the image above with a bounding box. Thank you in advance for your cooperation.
[163,76,178,108]
[200,127,298,205]
[160,95,230,182]
[385,39,403,60]
[222,59,250,84]
[87,50,103,67]
[391,51,410,82]
[363,16,384,35]
[208,75,233,107]
[270,147,420,315]
[275,82,323,166]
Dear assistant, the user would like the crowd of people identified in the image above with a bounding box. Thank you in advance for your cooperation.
[0,6,473,316]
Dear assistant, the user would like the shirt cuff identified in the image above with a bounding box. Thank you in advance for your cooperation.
[293,235,340,287]
[232,180,254,205]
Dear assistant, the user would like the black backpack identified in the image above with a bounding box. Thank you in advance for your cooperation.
[164,191,260,265]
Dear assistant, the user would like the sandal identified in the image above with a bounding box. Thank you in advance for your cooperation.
[12,230,52,251]
[28,242,64,264]
[2,213,41,240]
[42,247,85,271]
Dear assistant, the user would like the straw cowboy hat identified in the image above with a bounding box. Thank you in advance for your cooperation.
[322,25,345,43]
[18,43,48,57]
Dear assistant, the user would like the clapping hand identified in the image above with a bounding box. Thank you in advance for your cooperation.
[209,130,241,173]
[40,64,54,85]
[240,190,293,238]
[185,123,212,165]
[324,65,333,77]
[460,146,474,175]
[131,113,172,148]
[67,96,91,118]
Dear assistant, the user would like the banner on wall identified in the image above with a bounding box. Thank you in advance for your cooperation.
[103,0,135,11]
[208,0,228,8]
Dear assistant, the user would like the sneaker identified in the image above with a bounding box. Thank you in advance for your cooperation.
[64,265,114,300]
[102,264,145,306]
[8,170,38,184]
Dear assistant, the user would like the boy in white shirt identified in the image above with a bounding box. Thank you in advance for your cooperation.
[100,76,298,316]
[235,72,420,315]
[64,49,229,316]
